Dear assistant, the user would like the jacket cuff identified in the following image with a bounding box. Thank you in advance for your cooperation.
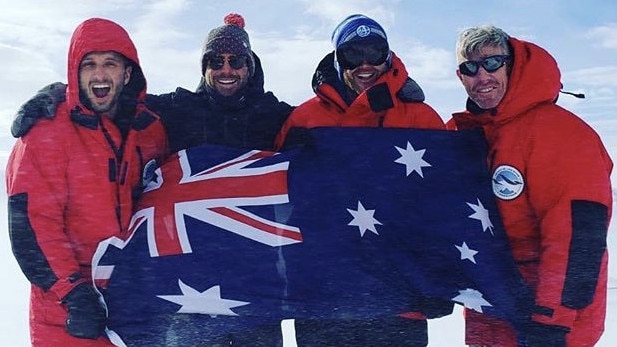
[531,303,577,330]
[49,274,88,301]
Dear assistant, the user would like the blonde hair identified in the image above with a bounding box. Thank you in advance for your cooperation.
[455,25,510,64]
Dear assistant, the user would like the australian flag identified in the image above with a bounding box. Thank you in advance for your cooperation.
[92,127,534,346]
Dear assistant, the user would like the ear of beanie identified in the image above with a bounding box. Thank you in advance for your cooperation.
[201,13,255,76]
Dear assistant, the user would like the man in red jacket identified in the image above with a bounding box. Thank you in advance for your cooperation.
[276,14,444,147]
[276,14,450,347]
[448,25,613,347]
[6,18,168,346]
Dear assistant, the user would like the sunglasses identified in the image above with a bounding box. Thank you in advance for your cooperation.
[336,42,390,70]
[207,55,247,70]
[458,55,510,76]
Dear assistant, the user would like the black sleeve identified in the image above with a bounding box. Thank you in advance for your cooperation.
[8,193,58,290]
[145,92,174,121]
[562,200,608,309]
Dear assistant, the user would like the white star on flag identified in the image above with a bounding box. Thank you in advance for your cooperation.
[456,242,478,264]
[394,141,431,177]
[452,288,493,313]
[467,198,494,235]
[157,280,249,317]
[347,201,382,237]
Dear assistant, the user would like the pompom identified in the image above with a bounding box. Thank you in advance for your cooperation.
[224,13,245,29]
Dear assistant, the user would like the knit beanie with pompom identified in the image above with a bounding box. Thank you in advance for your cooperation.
[201,13,255,76]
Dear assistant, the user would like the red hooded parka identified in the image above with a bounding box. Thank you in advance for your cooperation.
[275,52,445,147]
[6,18,168,346]
[449,38,613,347]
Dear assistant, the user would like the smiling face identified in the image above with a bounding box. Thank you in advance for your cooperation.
[342,61,389,94]
[78,51,132,118]
[204,53,250,97]
[457,45,509,110]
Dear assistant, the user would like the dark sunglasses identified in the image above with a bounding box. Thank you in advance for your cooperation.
[207,55,247,70]
[458,55,510,76]
[336,42,390,70]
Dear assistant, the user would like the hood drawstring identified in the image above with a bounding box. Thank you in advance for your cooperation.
[558,83,585,100]
[559,90,585,99]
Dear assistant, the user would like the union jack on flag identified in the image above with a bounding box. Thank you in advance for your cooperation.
[133,148,303,257]
[92,127,534,346]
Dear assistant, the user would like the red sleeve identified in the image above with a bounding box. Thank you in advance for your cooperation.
[526,110,612,329]
[383,102,445,130]
[274,101,316,150]
[274,115,294,151]
[6,125,82,300]
[415,102,446,130]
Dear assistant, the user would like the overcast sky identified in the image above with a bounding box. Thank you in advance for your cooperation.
[0,1,616,346]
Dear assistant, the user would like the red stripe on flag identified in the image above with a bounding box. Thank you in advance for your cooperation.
[211,206,303,242]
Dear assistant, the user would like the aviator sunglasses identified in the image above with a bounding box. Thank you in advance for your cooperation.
[336,42,390,70]
[458,55,510,76]
[207,55,247,70]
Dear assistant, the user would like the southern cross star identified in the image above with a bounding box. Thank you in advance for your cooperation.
[455,241,478,264]
[347,201,382,237]
[394,141,431,177]
[452,288,493,313]
[467,198,494,235]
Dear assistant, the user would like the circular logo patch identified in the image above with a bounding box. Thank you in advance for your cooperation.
[356,25,371,37]
[492,165,524,200]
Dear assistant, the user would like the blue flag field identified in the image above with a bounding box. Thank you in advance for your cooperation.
[92,127,534,346]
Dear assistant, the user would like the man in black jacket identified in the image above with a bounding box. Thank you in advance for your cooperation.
[147,13,293,153]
